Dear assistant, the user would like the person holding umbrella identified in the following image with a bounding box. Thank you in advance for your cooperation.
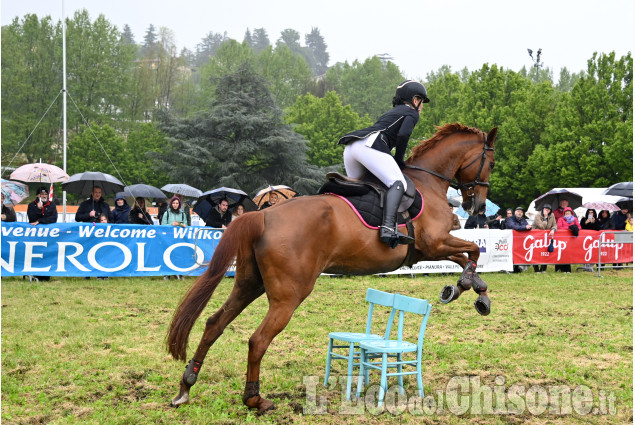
[27,186,58,225]
[130,197,154,225]
[76,186,113,223]
[205,199,231,229]
[611,207,629,230]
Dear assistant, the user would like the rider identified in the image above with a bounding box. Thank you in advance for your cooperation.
[337,80,429,248]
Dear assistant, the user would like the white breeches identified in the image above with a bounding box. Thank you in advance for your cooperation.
[343,138,407,190]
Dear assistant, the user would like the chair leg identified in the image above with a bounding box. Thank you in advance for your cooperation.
[378,353,388,407]
[416,359,424,398]
[324,338,333,386]
[397,353,404,394]
[345,342,355,400]
[356,348,366,398]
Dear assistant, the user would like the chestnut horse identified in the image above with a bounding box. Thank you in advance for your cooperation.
[167,123,497,413]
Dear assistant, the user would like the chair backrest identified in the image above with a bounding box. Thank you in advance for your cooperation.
[391,294,432,348]
[364,288,397,335]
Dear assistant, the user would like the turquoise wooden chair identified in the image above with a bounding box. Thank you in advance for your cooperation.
[324,288,397,400]
[356,294,432,406]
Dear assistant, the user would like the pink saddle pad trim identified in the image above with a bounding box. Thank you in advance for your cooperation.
[327,189,424,230]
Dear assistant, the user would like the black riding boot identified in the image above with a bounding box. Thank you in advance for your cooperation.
[379,182,415,248]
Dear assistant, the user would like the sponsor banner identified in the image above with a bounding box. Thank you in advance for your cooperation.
[385,229,514,274]
[1,222,224,277]
[512,230,633,264]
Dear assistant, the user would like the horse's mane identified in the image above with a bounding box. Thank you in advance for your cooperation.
[409,123,485,160]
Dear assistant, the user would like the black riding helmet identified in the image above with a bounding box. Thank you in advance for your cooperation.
[394,80,430,106]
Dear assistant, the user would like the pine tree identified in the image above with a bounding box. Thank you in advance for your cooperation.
[305,27,329,75]
[154,63,324,195]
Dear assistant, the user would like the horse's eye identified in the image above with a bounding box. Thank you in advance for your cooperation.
[489,161,495,170]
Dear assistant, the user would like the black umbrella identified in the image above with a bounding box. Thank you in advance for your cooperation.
[602,182,633,198]
[123,183,166,199]
[161,183,203,198]
[62,171,124,196]
[533,188,583,211]
[193,187,258,219]
[615,197,633,212]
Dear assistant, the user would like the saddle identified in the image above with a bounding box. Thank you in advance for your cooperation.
[318,172,423,229]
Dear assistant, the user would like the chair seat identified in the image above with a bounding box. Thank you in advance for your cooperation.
[328,332,383,342]
[359,339,417,353]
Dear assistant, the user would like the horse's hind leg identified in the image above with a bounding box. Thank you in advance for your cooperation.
[171,274,265,407]
[242,295,309,414]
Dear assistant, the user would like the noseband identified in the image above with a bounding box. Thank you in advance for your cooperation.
[405,134,494,203]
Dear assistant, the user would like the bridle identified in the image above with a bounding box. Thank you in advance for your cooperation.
[405,134,494,205]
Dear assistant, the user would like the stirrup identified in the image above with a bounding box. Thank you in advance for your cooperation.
[379,226,414,247]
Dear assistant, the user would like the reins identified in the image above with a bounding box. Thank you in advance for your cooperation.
[405,133,494,194]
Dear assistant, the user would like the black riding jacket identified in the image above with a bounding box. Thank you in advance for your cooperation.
[338,104,420,165]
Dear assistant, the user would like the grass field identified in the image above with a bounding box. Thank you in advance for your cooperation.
[1,270,632,424]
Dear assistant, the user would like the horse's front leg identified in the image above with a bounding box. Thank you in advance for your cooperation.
[432,235,491,316]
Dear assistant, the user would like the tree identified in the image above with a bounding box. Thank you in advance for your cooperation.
[286,91,373,167]
[66,124,130,180]
[251,28,270,54]
[1,14,62,164]
[305,27,329,76]
[194,31,228,67]
[257,44,313,109]
[121,24,135,45]
[154,63,325,195]
[143,24,157,49]
[325,56,404,119]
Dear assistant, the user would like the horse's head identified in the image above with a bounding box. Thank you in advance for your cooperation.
[455,127,497,215]
[407,124,497,216]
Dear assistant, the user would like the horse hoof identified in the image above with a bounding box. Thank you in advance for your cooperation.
[257,399,275,416]
[474,295,491,316]
[439,285,460,304]
[170,390,190,408]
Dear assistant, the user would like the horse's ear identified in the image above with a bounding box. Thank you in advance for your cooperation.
[486,127,498,147]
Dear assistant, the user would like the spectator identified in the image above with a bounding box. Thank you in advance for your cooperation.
[174,194,192,226]
[553,199,570,221]
[597,210,614,230]
[111,193,130,224]
[580,209,600,231]
[626,214,633,232]
[205,199,232,228]
[231,203,245,222]
[505,206,532,231]
[259,192,279,210]
[486,208,505,229]
[157,199,168,223]
[610,207,629,230]
[76,186,112,223]
[556,207,581,273]
[464,205,489,229]
[531,203,557,273]
[98,214,109,223]
[26,186,58,281]
[27,186,58,225]
[161,196,188,227]
[450,203,461,230]
[130,197,154,225]
[1,193,17,222]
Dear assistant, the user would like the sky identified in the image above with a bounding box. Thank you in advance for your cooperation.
[1,0,633,80]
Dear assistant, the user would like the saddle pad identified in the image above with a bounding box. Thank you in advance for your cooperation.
[326,189,424,230]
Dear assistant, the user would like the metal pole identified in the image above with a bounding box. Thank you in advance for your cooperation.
[62,0,68,222]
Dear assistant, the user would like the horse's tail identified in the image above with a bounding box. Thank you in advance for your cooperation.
[166,212,265,361]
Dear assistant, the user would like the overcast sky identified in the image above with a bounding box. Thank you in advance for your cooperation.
[2,0,633,80]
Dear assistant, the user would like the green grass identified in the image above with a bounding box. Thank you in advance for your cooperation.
[2,270,632,424]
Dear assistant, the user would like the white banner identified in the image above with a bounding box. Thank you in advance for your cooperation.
[384,229,514,274]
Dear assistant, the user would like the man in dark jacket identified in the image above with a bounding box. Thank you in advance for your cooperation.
[26,186,58,281]
[76,186,112,223]
[112,193,131,224]
[611,208,629,230]
[205,199,231,228]
[505,206,532,231]
[27,186,58,225]
[464,205,489,229]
